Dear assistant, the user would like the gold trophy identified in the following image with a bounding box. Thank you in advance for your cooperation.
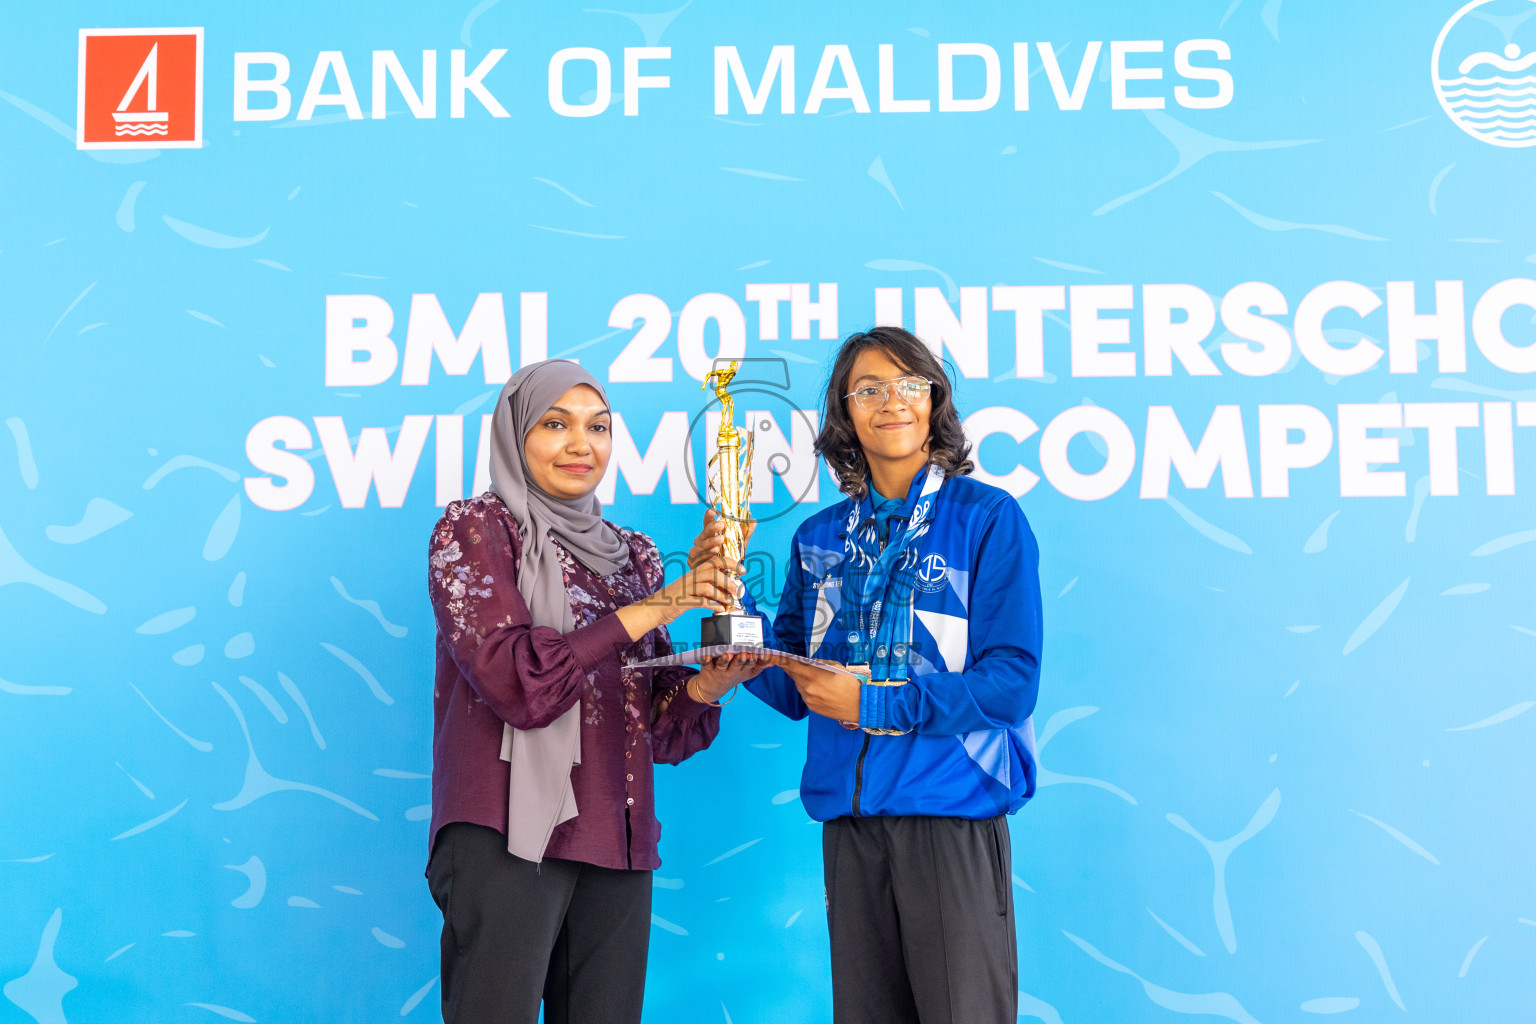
[699,361,766,647]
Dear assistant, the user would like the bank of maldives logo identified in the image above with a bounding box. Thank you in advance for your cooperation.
[77,28,203,149]
[1434,0,1536,147]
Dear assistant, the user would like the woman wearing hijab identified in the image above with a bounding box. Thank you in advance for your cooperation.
[427,359,765,1024]
[739,327,1044,1024]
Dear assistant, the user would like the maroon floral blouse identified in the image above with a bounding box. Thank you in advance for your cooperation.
[427,493,719,871]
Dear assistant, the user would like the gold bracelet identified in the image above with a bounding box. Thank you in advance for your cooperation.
[688,677,737,707]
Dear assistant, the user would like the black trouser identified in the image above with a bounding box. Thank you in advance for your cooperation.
[427,823,652,1024]
[823,814,1017,1024]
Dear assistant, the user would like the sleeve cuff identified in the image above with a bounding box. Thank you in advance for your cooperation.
[858,679,889,731]
[567,611,631,672]
[669,670,713,718]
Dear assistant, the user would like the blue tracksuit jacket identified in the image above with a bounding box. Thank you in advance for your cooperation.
[743,470,1043,821]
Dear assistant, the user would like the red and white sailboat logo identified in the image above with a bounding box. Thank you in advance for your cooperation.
[113,44,170,137]
[78,28,203,150]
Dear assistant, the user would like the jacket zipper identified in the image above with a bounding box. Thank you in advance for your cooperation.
[851,733,872,816]
[851,507,891,818]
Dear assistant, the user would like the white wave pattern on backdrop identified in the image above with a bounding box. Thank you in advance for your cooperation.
[1438,68,1536,143]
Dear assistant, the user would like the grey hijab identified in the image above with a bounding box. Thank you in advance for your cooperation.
[489,360,630,863]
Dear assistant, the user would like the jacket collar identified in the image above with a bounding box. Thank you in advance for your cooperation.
[843,462,938,537]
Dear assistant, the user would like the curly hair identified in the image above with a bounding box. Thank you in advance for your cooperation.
[815,326,974,501]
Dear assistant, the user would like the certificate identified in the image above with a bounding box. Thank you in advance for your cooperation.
[627,645,861,675]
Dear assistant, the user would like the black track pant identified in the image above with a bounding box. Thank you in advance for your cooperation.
[427,823,652,1024]
[823,814,1017,1024]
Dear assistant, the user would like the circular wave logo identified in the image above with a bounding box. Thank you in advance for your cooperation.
[1433,0,1536,147]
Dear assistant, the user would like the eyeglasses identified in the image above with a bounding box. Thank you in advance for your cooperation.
[844,376,934,410]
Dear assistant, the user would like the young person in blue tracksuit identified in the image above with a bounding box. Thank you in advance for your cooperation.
[698,326,1043,1024]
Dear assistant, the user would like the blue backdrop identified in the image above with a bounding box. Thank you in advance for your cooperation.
[4,2,1536,1022]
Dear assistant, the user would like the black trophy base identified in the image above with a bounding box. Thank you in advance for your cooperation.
[700,612,765,647]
